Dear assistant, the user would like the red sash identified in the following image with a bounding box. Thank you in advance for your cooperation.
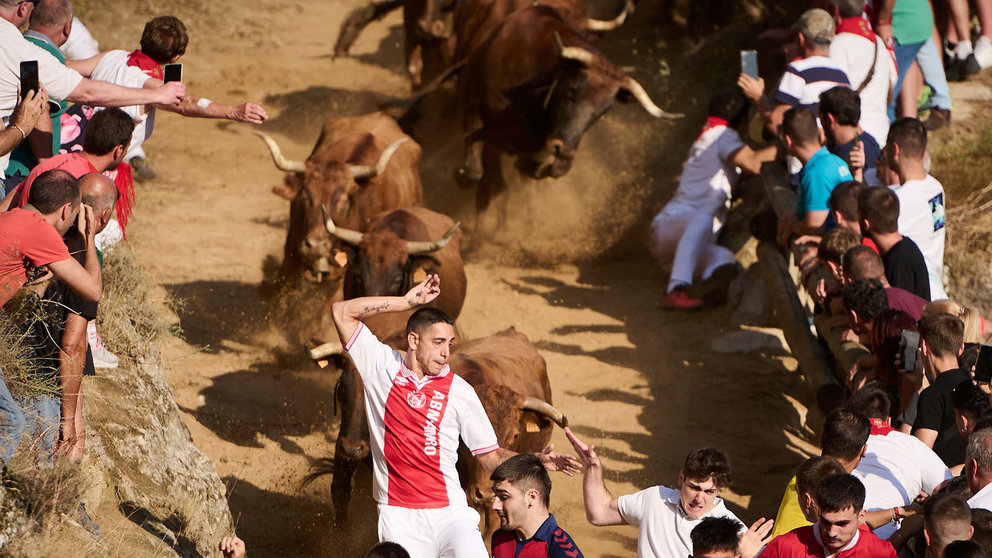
[126,50,163,80]
[870,418,896,436]
[837,17,876,42]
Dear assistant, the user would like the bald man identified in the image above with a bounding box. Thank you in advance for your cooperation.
[842,245,928,321]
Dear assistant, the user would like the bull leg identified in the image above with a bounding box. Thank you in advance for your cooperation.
[331,453,358,527]
[456,127,485,190]
[407,42,424,89]
[476,142,504,215]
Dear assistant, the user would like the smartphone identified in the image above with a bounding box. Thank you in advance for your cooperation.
[741,50,758,79]
[899,330,920,371]
[975,345,992,383]
[163,63,183,83]
[19,60,39,101]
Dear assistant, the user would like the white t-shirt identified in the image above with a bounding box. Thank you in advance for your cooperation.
[345,322,499,510]
[891,175,947,299]
[969,482,992,511]
[0,17,83,175]
[617,485,742,558]
[665,125,745,219]
[60,17,100,61]
[854,427,952,539]
[830,32,897,146]
[89,49,155,161]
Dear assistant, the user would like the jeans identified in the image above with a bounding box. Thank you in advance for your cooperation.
[890,39,926,121]
[17,395,60,459]
[0,368,26,463]
[916,38,952,110]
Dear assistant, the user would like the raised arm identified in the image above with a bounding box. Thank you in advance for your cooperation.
[565,427,626,526]
[330,274,440,344]
[476,445,581,476]
[65,77,186,108]
[46,205,102,302]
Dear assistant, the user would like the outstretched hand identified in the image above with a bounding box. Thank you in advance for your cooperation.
[738,518,774,558]
[405,273,441,307]
[538,444,582,476]
[564,427,600,470]
[232,102,268,124]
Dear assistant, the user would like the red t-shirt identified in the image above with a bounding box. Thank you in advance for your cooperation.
[763,524,896,558]
[13,153,98,208]
[0,208,71,306]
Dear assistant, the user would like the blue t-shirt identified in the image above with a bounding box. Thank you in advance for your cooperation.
[798,147,853,224]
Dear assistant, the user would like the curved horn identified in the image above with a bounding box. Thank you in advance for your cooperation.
[553,31,596,66]
[586,0,633,32]
[623,77,683,120]
[321,205,365,246]
[522,397,568,428]
[349,137,409,179]
[254,131,307,173]
[405,222,461,255]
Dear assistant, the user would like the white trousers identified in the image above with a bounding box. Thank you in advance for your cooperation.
[378,504,488,558]
[650,205,735,293]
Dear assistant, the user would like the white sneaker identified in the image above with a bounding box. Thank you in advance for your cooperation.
[87,321,120,369]
[975,36,992,69]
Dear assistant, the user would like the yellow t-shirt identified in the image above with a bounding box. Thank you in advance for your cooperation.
[770,476,812,539]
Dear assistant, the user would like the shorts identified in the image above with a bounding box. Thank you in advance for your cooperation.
[377,504,488,558]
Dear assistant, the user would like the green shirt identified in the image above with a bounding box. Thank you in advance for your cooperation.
[892,0,934,46]
[7,32,68,178]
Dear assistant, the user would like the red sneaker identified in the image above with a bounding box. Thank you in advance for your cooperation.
[662,287,705,310]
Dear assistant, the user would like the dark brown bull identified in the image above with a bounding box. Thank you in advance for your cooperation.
[325,206,467,320]
[450,327,567,542]
[334,0,633,87]
[255,112,422,283]
[455,5,681,211]
[322,326,566,536]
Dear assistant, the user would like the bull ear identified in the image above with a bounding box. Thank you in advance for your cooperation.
[272,174,303,201]
[407,255,442,287]
[331,248,350,268]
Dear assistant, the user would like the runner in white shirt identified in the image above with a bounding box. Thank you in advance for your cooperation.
[331,275,580,558]
[565,428,747,558]
[881,118,947,300]
[846,387,952,540]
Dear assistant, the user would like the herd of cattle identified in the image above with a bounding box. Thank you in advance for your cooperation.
[256,0,678,538]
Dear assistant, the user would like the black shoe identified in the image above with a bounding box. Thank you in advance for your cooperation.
[965,53,982,76]
[923,108,951,131]
[946,58,964,82]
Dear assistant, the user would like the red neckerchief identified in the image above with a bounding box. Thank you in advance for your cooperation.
[126,50,164,80]
[869,418,896,436]
[837,16,876,42]
[697,116,729,140]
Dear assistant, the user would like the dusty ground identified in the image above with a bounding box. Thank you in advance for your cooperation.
[74,0,825,556]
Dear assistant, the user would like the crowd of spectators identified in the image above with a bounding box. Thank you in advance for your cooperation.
[0,0,266,546]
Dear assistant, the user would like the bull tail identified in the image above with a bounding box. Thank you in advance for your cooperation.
[379,59,466,119]
[300,456,336,487]
[334,0,405,57]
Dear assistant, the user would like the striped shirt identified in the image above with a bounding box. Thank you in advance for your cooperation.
[774,56,851,116]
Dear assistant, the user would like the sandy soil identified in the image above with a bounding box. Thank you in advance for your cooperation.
[76,0,820,555]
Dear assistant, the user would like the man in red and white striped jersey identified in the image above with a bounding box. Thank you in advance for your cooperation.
[331,274,581,558]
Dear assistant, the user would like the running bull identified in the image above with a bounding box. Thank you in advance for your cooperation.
[255,112,422,283]
[455,5,681,211]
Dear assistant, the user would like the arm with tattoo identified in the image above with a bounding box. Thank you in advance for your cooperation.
[330,274,441,343]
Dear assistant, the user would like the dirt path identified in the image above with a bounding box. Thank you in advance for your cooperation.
[79,0,819,555]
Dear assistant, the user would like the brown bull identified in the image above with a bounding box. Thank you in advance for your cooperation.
[255,112,422,283]
[450,327,567,542]
[455,5,681,211]
[325,206,467,320]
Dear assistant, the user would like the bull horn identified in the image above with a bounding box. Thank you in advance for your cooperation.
[349,137,408,180]
[623,77,683,120]
[254,131,307,173]
[522,397,568,428]
[554,31,596,66]
[405,222,461,255]
[321,205,365,246]
[586,0,633,32]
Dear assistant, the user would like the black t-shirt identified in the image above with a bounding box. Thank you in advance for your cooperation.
[882,237,931,301]
[41,231,97,377]
[915,369,969,467]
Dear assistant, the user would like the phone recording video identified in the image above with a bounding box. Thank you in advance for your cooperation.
[163,63,183,83]
[975,345,992,384]
[741,50,758,79]
[19,60,39,101]
[899,330,920,371]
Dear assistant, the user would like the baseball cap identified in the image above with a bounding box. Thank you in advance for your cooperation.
[793,8,835,44]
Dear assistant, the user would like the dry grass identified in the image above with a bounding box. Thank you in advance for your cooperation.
[0,451,86,556]
[97,246,180,365]
[0,293,62,401]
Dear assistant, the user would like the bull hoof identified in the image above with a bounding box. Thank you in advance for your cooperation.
[455,167,480,190]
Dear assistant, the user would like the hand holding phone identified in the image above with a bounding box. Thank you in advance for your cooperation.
[741,50,759,79]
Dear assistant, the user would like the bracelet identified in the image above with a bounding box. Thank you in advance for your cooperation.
[893,507,902,522]
[10,123,26,140]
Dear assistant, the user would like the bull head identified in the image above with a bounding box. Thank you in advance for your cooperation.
[322,209,460,256]
[254,132,409,281]
[463,384,567,540]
